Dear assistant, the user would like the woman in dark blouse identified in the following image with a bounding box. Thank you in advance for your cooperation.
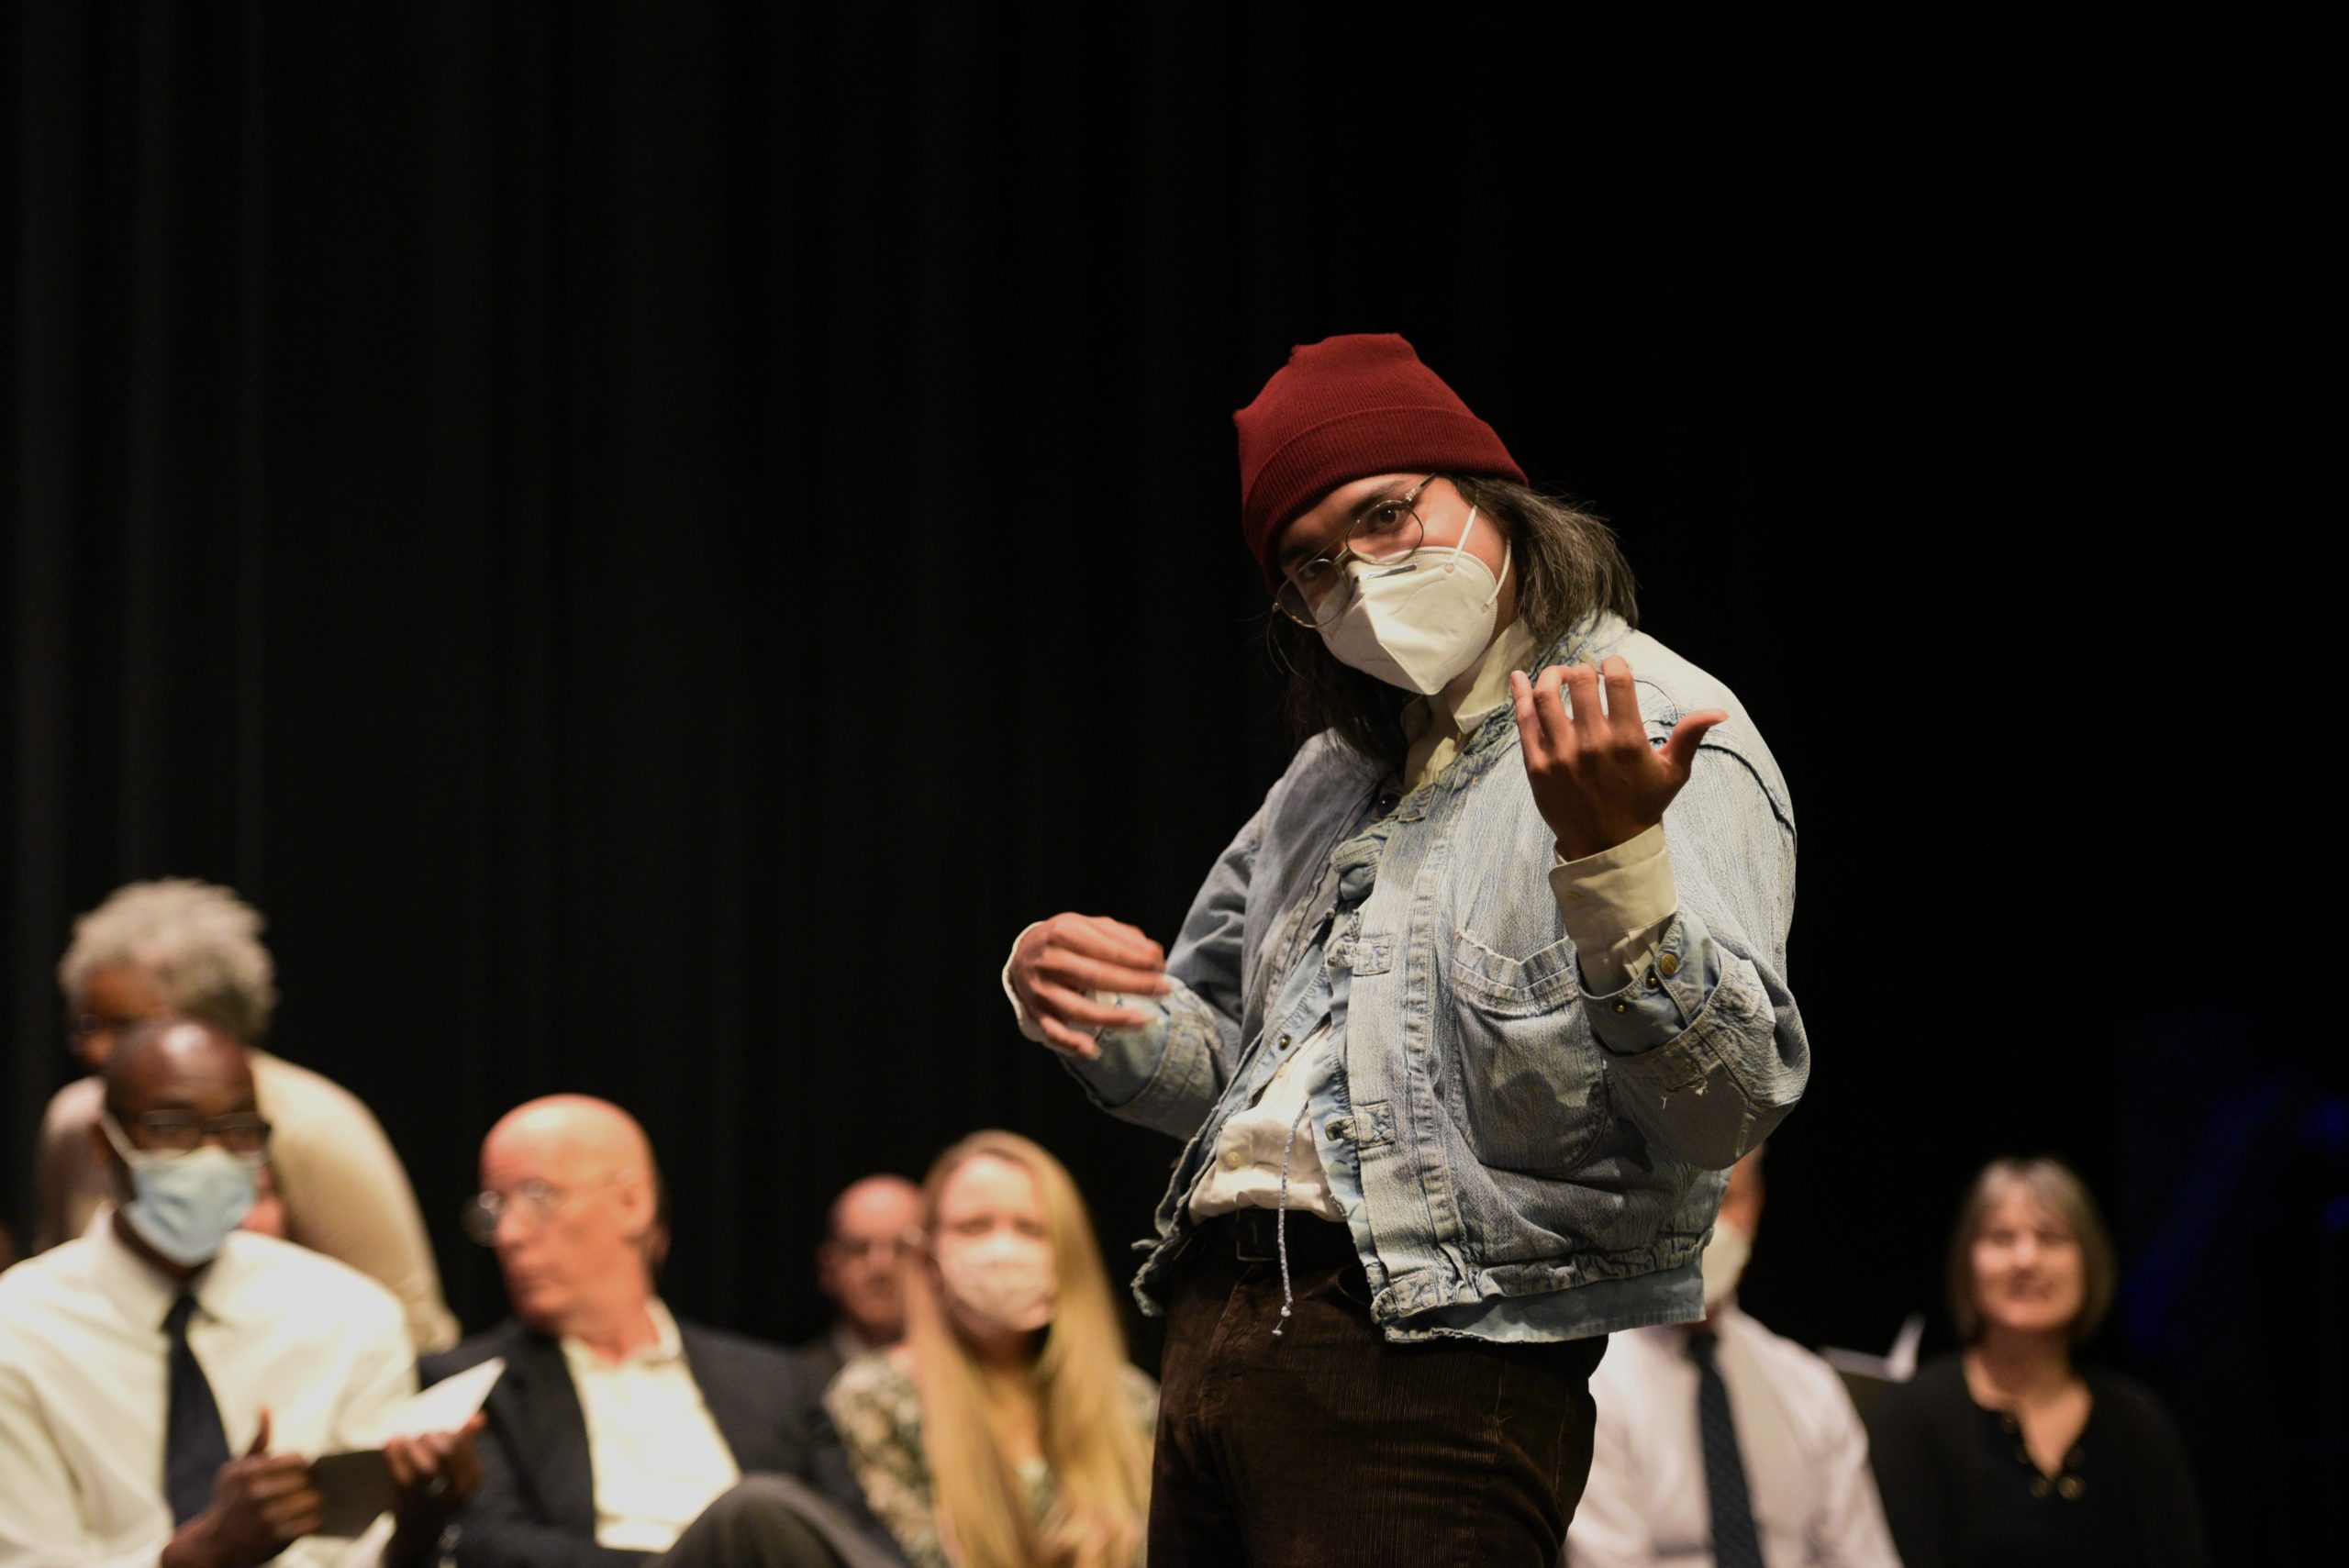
[1865,1156,2206,1568]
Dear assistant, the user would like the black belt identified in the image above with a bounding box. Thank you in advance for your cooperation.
[1204,1208,1359,1268]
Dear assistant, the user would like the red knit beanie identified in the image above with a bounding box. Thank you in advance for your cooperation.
[1234,333,1523,587]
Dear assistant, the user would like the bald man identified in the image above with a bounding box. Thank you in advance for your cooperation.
[421,1096,905,1568]
[796,1175,922,1388]
[0,1018,477,1568]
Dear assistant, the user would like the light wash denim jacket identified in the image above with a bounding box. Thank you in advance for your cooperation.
[1064,615,1807,1343]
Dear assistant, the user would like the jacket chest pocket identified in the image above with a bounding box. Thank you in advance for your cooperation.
[1442,929,1609,1176]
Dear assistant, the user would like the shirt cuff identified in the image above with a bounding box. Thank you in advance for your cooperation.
[1548,822,1677,994]
[1001,923,1051,1044]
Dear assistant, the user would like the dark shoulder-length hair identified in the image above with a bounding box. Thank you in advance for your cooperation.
[1265,475,1638,769]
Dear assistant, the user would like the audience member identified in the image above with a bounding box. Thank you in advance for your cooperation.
[36,878,459,1351]
[423,1095,903,1568]
[797,1175,923,1386]
[0,1018,478,1567]
[1568,1147,1899,1567]
[1865,1155,2207,1568]
[828,1130,1154,1568]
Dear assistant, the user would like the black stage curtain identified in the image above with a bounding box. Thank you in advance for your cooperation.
[2,7,2327,1553]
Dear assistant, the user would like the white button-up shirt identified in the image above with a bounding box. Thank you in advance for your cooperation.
[1567,1306,1902,1568]
[0,1212,413,1568]
[559,1298,740,1551]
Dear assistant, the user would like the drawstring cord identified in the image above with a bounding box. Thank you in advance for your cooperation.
[1271,1095,1315,1338]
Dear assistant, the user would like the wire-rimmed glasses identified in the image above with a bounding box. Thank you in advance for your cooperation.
[1271,473,1443,628]
[462,1173,620,1245]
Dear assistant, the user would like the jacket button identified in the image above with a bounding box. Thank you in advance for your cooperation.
[1277,1033,1292,1050]
[1645,971,1662,989]
[1325,1118,1350,1141]
[1658,951,1680,978]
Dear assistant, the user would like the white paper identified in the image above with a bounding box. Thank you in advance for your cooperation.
[379,1355,506,1440]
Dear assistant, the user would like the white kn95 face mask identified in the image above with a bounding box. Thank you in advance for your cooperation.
[1315,506,1511,694]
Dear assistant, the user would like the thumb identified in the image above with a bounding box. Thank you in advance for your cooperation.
[1657,709,1727,778]
[247,1407,272,1457]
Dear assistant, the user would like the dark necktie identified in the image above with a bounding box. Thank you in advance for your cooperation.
[1689,1330,1766,1568]
[162,1291,232,1526]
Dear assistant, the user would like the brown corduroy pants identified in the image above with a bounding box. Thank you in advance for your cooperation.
[1147,1217,1607,1568]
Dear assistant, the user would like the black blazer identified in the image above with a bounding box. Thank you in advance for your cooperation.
[422,1317,896,1568]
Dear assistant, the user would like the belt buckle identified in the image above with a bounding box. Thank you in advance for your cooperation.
[1230,1210,1279,1263]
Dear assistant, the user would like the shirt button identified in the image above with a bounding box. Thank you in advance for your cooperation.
[1645,971,1662,989]
[1220,1149,1245,1171]
[1658,951,1680,978]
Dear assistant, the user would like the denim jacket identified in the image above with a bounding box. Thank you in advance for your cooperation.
[1064,615,1807,1343]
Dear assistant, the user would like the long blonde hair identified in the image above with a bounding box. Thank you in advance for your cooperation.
[906,1131,1149,1568]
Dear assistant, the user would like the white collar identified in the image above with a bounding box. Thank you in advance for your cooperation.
[1404,618,1541,747]
[561,1296,686,1372]
[83,1204,266,1334]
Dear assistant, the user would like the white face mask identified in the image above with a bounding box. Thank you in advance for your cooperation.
[102,1115,257,1268]
[1316,506,1511,695]
[934,1232,1057,1338]
[1700,1218,1753,1311]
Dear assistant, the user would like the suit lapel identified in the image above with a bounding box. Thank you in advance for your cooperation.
[679,1324,774,1471]
[493,1329,602,1537]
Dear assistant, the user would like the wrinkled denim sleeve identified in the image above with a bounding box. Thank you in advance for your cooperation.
[1057,799,1264,1141]
[1583,739,1807,1169]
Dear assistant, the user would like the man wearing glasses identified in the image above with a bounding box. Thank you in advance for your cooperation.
[420,1095,903,1568]
[0,1018,479,1567]
[795,1174,923,1388]
[1007,333,1809,1564]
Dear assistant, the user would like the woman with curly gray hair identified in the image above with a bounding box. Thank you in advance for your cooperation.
[36,877,460,1352]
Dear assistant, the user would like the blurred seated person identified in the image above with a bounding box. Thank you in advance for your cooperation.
[1568,1146,1899,1567]
[0,1018,479,1566]
[36,878,459,1351]
[423,1095,905,1568]
[827,1131,1155,1568]
[1865,1155,2207,1568]
[798,1174,924,1385]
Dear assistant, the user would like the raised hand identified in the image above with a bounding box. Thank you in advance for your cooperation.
[1008,914,1171,1061]
[165,1408,322,1568]
[1508,655,1725,862]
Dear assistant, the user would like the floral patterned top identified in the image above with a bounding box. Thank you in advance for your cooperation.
[825,1351,1159,1568]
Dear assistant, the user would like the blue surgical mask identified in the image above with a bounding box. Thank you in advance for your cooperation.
[101,1114,258,1266]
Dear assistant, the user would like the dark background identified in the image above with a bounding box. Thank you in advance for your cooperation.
[4,5,2333,1559]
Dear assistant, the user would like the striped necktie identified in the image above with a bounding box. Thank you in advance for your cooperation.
[1689,1329,1766,1568]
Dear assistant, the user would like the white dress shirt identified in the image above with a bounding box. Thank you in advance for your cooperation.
[0,1211,412,1568]
[560,1298,740,1551]
[1567,1306,1901,1568]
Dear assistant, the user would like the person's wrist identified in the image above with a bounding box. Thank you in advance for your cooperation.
[161,1511,225,1568]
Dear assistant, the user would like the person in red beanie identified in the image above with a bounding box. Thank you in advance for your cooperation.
[1006,332,1809,1565]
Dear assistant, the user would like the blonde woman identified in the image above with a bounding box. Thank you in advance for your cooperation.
[827,1131,1155,1568]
